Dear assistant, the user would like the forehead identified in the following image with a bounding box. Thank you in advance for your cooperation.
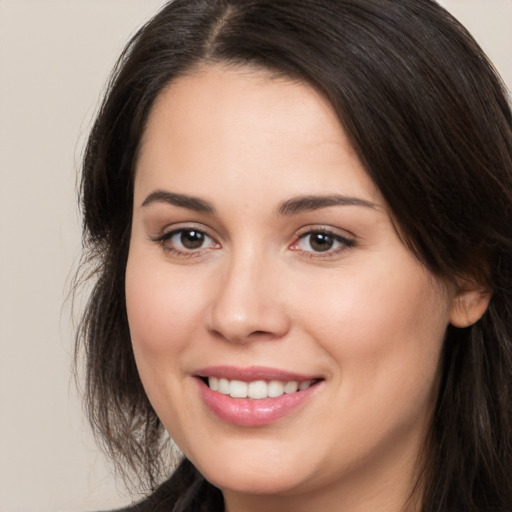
[134,64,381,206]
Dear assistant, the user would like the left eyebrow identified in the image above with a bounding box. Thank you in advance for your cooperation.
[141,190,216,213]
[277,194,377,216]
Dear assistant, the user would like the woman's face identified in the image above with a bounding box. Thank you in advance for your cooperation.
[126,65,458,509]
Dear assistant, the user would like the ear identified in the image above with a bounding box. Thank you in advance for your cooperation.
[450,281,492,328]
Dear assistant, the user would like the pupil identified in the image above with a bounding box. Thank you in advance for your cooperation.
[181,230,204,249]
[310,233,333,252]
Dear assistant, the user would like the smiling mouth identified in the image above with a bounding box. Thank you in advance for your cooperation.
[201,377,322,399]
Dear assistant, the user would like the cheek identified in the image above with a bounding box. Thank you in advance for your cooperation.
[124,252,209,425]
[298,258,450,398]
[125,255,208,357]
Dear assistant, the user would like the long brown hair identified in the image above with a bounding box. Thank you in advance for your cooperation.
[76,1,512,510]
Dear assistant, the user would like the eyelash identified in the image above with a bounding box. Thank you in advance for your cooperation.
[151,227,219,258]
[151,226,355,259]
[291,228,355,258]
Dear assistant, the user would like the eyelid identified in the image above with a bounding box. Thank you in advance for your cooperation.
[289,225,356,257]
[294,224,355,240]
[149,223,221,257]
[148,222,355,259]
[150,221,217,240]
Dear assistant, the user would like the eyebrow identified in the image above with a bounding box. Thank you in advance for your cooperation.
[277,194,377,216]
[141,190,377,216]
[141,190,216,213]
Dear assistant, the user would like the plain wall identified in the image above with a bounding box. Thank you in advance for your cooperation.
[0,1,511,511]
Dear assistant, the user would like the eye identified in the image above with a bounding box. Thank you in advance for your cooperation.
[153,227,219,256]
[291,229,354,257]
[173,229,208,250]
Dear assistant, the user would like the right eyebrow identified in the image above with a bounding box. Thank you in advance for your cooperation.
[277,194,377,216]
[141,190,216,214]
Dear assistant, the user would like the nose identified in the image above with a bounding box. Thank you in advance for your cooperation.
[206,251,291,344]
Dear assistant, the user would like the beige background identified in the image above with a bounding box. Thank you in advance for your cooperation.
[0,1,511,511]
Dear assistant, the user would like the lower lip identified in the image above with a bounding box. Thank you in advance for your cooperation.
[197,379,321,427]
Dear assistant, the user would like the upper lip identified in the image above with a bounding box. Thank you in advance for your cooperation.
[195,365,322,382]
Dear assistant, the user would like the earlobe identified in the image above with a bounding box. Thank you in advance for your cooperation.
[450,286,492,328]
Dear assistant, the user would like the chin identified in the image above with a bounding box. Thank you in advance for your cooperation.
[206,470,302,496]
[193,450,309,496]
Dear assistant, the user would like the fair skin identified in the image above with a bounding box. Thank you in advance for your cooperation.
[125,64,488,512]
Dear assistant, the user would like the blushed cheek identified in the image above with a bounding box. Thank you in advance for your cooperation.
[125,255,173,356]
[125,265,187,414]
[125,256,209,359]
[308,267,449,382]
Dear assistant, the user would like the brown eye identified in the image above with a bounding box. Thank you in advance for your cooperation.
[308,232,335,252]
[180,229,205,249]
[294,230,354,256]
[155,228,218,256]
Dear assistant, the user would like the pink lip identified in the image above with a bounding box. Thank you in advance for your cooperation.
[194,366,323,427]
[195,365,319,382]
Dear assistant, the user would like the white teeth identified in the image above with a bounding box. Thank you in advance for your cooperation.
[218,378,230,395]
[208,376,219,391]
[206,377,315,399]
[229,380,248,398]
[284,381,299,394]
[268,380,285,397]
[248,380,267,399]
[299,380,312,391]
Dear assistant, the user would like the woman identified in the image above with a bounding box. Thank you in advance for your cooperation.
[76,0,512,511]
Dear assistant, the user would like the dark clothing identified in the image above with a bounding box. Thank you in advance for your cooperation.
[107,478,176,512]
[104,460,224,512]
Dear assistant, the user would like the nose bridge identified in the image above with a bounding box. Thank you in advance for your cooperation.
[207,244,289,343]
